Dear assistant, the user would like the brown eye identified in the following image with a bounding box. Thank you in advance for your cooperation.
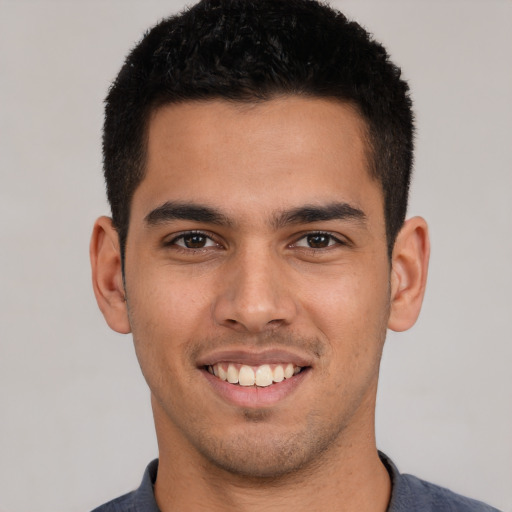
[182,234,207,248]
[172,232,217,249]
[293,232,343,250]
[306,234,331,248]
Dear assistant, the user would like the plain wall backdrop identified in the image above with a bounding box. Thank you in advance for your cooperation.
[0,1,511,511]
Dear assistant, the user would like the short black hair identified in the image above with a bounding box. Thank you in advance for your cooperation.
[103,0,414,261]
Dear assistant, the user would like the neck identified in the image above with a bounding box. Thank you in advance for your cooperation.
[153,406,390,512]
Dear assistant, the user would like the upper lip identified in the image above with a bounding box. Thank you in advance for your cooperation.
[196,348,314,368]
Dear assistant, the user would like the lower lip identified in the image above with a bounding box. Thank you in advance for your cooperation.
[201,368,310,408]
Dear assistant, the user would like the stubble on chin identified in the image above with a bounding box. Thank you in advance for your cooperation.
[191,409,345,481]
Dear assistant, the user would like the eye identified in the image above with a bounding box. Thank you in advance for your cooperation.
[293,232,342,249]
[171,232,218,249]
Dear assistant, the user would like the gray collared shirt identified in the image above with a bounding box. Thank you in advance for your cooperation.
[91,453,501,511]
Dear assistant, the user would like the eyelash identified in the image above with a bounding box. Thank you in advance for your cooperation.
[165,230,347,251]
[292,231,347,250]
[166,230,221,251]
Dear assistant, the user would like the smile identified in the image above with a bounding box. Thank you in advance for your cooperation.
[206,363,302,387]
[198,349,312,407]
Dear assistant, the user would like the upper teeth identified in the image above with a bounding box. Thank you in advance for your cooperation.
[208,363,301,387]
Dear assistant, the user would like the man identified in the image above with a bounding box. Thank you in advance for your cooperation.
[89,0,499,510]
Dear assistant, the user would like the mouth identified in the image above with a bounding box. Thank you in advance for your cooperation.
[197,350,312,407]
[204,362,304,387]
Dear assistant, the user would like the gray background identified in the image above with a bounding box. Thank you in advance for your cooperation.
[0,1,511,511]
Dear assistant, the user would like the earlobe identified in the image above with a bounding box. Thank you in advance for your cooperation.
[388,217,430,332]
[90,216,131,334]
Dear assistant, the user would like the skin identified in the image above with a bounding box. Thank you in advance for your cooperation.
[91,97,430,511]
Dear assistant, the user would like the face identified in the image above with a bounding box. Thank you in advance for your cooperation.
[123,97,392,478]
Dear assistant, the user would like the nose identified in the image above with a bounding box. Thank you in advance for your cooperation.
[212,247,298,333]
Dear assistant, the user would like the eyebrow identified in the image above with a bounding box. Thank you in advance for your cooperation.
[144,200,366,229]
[272,202,367,229]
[145,201,232,227]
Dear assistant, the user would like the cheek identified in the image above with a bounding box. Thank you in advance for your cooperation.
[125,267,214,374]
[299,262,390,364]
[128,263,213,326]
[303,265,389,325]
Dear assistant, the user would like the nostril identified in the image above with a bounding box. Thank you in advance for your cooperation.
[222,317,287,332]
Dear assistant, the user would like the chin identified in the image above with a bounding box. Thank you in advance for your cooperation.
[194,420,339,480]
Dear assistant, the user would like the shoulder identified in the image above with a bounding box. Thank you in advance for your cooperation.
[90,459,160,512]
[396,473,502,511]
[90,490,137,512]
[380,452,501,512]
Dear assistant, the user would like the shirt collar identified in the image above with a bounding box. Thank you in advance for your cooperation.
[135,453,406,512]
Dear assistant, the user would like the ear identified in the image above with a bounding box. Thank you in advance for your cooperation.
[90,216,131,334]
[388,216,430,332]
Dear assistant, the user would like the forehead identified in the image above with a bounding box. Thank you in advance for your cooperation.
[132,97,382,225]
